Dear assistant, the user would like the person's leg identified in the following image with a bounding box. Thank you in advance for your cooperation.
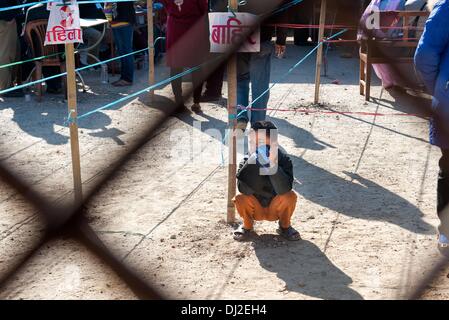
[170,67,184,105]
[79,32,90,65]
[112,24,134,83]
[204,60,225,98]
[249,41,273,126]
[438,149,449,238]
[269,191,298,229]
[89,28,102,61]
[233,194,264,230]
[44,66,62,93]
[192,69,203,104]
[236,53,251,123]
[80,27,102,65]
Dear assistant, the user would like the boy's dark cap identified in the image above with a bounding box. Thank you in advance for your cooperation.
[251,121,278,131]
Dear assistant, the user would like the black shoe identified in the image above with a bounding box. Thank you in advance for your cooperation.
[174,101,190,114]
[1,89,25,98]
[200,94,222,103]
[46,87,63,94]
[191,103,202,114]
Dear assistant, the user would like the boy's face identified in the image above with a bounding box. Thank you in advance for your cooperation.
[249,129,277,151]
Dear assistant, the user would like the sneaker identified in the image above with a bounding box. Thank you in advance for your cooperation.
[438,234,449,257]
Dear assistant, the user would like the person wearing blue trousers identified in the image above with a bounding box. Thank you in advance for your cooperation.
[415,0,449,254]
[105,2,136,87]
[236,41,274,129]
[235,1,288,130]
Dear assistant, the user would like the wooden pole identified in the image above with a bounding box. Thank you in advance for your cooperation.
[314,0,327,104]
[147,0,155,100]
[226,0,238,224]
[65,43,83,203]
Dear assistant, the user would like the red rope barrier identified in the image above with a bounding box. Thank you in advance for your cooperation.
[321,38,419,43]
[270,23,424,31]
[238,107,423,118]
[270,23,357,30]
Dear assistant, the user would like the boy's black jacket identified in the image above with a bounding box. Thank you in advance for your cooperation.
[237,147,294,207]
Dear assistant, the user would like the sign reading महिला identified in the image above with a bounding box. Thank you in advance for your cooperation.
[209,12,260,53]
[45,0,83,45]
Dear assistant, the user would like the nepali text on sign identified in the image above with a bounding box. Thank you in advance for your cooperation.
[45,0,83,45]
[209,12,260,53]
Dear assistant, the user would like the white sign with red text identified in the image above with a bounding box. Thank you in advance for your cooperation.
[45,0,83,45]
[209,12,260,53]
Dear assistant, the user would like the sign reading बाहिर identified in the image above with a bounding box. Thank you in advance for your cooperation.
[45,0,83,45]
[209,12,260,53]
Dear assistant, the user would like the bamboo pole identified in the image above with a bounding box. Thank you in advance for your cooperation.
[147,0,155,100]
[227,0,238,224]
[314,0,327,104]
[65,43,83,203]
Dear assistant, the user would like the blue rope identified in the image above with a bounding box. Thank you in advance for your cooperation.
[77,57,220,120]
[0,35,164,95]
[64,109,77,126]
[0,47,148,95]
[234,28,348,120]
[0,0,139,12]
[271,0,304,16]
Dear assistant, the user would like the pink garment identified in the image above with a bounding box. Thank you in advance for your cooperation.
[159,0,209,68]
[361,0,405,88]
[373,64,401,88]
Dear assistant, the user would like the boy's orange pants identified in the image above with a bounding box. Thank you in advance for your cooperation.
[233,191,298,230]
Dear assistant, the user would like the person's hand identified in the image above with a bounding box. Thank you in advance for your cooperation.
[256,145,270,168]
[275,44,286,59]
[268,143,278,170]
[260,143,279,175]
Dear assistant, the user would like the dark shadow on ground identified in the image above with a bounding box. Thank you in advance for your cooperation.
[371,87,432,119]
[253,237,363,300]
[3,102,111,145]
[138,93,180,117]
[0,88,127,145]
[290,153,434,235]
[271,117,335,151]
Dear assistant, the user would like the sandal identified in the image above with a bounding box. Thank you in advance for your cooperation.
[233,224,253,241]
[276,225,301,241]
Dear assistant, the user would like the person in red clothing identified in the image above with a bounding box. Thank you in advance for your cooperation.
[159,0,209,113]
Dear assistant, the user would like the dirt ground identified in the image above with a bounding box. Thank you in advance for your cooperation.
[0,44,448,300]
